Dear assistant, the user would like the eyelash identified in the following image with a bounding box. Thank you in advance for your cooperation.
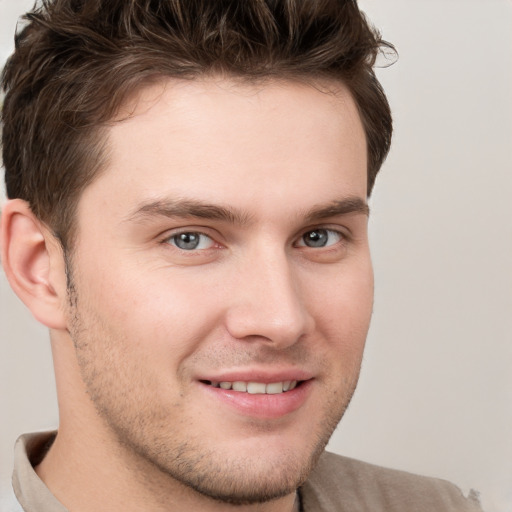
[165,231,217,251]
[294,228,345,249]
[161,227,348,253]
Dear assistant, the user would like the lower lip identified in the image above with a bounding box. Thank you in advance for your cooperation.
[199,380,313,419]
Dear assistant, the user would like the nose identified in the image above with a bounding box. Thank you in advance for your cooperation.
[224,250,314,348]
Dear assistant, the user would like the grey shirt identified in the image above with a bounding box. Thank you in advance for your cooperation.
[9,432,482,512]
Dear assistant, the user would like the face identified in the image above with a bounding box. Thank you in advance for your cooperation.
[65,78,373,504]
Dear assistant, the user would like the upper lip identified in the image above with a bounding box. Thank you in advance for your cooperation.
[197,368,314,384]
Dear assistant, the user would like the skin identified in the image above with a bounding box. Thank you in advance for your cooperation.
[2,78,373,512]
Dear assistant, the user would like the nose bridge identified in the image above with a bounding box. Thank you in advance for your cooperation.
[225,245,313,346]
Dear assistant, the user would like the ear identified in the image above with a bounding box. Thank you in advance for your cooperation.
[1,199,68,329]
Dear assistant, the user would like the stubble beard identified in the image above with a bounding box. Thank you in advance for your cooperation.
[65,263,361,506]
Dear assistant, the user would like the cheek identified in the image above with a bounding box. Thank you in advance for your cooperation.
[308,260,373,354]
[311,257,373,315]
[80,261,225,361]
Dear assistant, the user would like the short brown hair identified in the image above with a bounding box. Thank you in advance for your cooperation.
[2,0,394,249]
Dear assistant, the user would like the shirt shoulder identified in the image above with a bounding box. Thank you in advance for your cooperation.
[300,451,483,512]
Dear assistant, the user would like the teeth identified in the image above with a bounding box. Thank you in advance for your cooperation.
[208,380,300,394]
[232,381,247,392]
[247,382,266,394]
[265,382,284,394]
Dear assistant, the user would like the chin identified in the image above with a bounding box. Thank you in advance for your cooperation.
[158,446,318,505]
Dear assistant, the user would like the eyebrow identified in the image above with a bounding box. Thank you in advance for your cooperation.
[125,198,253,225]
[125,196,369,225]
[304,197,369,222]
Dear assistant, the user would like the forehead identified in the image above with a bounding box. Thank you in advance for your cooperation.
[80,77,367,222]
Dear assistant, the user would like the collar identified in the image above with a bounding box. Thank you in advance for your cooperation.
[12,432,67,512]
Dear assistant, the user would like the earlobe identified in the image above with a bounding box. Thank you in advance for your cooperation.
[1,199,68,329]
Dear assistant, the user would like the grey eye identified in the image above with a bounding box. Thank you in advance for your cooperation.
[298,229,342,248]
[169,232,214,251]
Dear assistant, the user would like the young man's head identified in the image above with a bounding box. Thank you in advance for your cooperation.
[1,1,393,510]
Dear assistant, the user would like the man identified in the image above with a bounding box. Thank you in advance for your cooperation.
[0,1,482,511]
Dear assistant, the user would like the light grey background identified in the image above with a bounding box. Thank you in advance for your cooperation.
[1,1,511,511]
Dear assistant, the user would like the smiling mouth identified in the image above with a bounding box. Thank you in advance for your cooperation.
[201,380,300,394]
